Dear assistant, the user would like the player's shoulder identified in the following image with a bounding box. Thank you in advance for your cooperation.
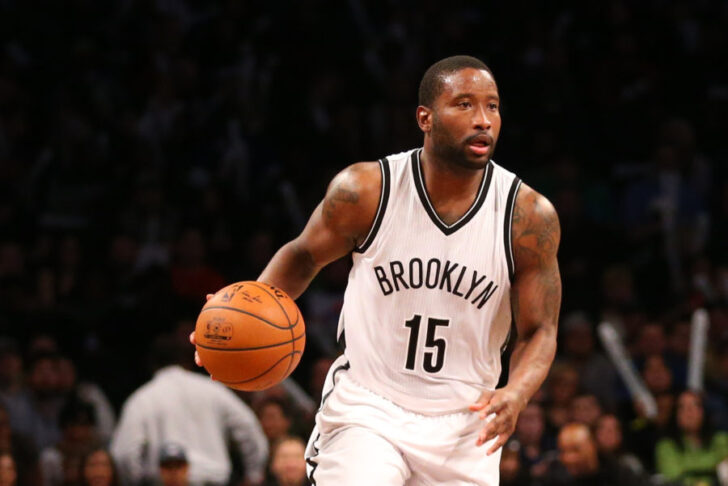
[322,160,384,242]
[514,183,558,222]
[512,182,560,256]
[329,160,382,195]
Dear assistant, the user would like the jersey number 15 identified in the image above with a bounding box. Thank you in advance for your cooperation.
[404,315,450,373]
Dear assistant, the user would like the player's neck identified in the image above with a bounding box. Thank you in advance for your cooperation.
[419,147,485,200]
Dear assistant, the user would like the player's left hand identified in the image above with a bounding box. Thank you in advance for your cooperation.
[469,387,526,455]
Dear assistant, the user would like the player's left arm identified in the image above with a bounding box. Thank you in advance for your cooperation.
[470,183,561,454]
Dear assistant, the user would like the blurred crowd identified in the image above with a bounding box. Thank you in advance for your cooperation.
[1,0,728,485]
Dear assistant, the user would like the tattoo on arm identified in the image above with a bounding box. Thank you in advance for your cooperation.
[291,242,317,279]
[323,186,360,222]
[511,189,561,332]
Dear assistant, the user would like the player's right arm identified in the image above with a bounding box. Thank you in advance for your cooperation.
[190,162,382,362]
[257,161,383,299]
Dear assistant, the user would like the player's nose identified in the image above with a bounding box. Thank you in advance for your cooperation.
[472,104,492,131]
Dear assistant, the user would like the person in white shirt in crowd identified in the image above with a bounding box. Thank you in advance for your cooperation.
[110,335,268,486]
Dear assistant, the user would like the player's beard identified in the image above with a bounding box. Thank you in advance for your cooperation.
[430,117,495,171]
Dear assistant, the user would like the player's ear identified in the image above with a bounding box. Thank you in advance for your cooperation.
[416,105,432,133]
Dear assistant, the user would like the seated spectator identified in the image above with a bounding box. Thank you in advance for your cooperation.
[79,447,118,486]
[544,363,580,431]
[594,414,645,475]
[500,441,531,486]
[559,312,618,410]
[544,422,653,486]
[56,357,115,445]
[627,391,675,473]
[158,443,189,486]
[642,354,674,396]
[655,390,728,485]
[0,339,23,413]
[255,398,294,446]
[0,404,40,486]
[40,398,98,486]
[569,393,603,428]
[514,402,553,480]
[6,352,64,453]
[266,436,309,486]
[0,452,17,486]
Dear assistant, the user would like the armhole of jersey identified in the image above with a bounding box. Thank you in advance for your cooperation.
[353,157,390,254]
[504,177,522,283]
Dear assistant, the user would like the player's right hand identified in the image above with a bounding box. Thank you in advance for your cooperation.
[189,293,215,367]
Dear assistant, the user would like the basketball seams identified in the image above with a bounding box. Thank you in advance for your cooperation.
[200,305,297,330]
[221,351,303,385]
[246,281,298,379]
[196,332,305,352]
[245,282,294,326]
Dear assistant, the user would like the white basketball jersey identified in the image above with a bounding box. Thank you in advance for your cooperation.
[338,147,522,415]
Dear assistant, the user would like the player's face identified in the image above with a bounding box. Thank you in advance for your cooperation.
[427,68,501,169]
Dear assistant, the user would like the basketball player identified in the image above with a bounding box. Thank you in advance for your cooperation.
[192,55,561,485]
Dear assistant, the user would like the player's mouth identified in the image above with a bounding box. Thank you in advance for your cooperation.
[465,134,493,156]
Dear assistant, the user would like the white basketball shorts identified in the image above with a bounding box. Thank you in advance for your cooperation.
[305,356,501,485]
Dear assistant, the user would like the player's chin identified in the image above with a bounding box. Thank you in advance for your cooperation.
[462,152,491,169]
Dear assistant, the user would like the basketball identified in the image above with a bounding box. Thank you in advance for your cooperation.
[194,281,305,391]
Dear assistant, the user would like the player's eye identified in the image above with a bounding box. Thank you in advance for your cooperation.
[488,103,499,111]
[457,101,471,108]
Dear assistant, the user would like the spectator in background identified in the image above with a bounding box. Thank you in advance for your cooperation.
[158,443,188,486]
[514,403,553,481]
[627,391,676,473]
[110,335,268,486]
[0,404,39,486]
[266,437,309,486]
[569,394,603,428]
[56,357,115,444]
[707,341,728,430]
[642,354,675,397]
[544,363,579,430]
[558,312,618,411]
[254,398,293,447]
[499,441,531,486]
[79,447,118,486]
[39,398,97,486]
[656,390,728,485]
[0,452,17,486]
[666,321,691,390]
[0,340,23,414]
[594,414,645,476]
[545,423,652,486]
[6,352,63,452]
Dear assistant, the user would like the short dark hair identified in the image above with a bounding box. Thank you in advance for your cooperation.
[59,397,96,429]
[418,55,493,107]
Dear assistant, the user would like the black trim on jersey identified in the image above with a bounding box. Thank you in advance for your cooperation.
[411,148,494,236]
[307,360,351,485]
[337,328,346,349]
[319,360,351,406]
[504,177,522,282]
[353,158,391,254]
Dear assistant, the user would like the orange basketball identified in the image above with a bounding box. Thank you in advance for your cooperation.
[195,281,305,391]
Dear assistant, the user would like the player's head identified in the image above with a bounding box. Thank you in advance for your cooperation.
[417,55,501,169]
